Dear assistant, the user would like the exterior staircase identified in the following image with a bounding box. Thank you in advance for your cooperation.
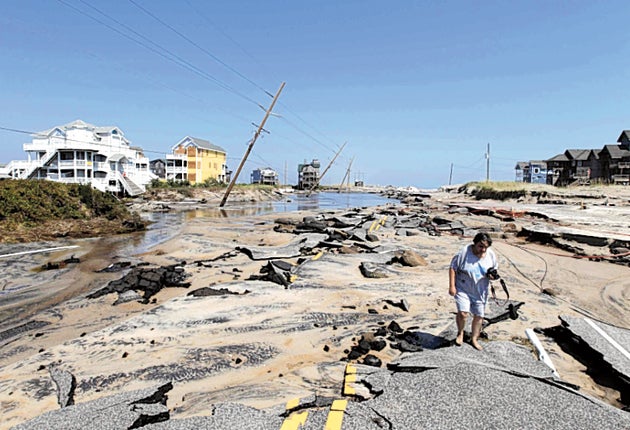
[26,151,58,179]
[121,175,145,196]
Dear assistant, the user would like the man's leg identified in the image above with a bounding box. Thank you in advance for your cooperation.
[471,315,484,350]
[455,311,467,346]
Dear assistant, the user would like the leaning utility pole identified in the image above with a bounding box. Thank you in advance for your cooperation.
[338,156,354,193]
[220,82,285,207]
[449,163,453,186]
[306,141,347,196]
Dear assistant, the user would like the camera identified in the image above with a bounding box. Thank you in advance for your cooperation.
[486,267,500,280]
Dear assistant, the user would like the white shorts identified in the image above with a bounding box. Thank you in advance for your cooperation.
[455,291,486,317]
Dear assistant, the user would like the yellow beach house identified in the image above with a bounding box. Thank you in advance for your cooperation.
[166,136,228,184]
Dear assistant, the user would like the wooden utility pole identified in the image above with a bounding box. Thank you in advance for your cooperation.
[338,156,354,193]
[449,163,453,185]
[485,143,490,182]
[306,141,347,196]
[220,82,285,207]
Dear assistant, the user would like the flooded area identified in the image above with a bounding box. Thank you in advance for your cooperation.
[135,191,393,254]
[0,193,395,324]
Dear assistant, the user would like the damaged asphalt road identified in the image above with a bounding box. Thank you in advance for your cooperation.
[3,194,630,428]
[15,343,630,429]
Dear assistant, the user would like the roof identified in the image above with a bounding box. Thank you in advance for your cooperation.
[514,162,528,169]
[36,120,124,138]
[546,153,569,162]
[173,136,226,154]
[565,149,592,160]
[616,130,630,143]
[108,153,128,162]
[602,144,630,159]
[254,167,277,174]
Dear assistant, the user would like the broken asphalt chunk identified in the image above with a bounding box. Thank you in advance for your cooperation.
[12,383,172,430]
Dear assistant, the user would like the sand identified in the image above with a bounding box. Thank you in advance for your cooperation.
[0,187,629,429]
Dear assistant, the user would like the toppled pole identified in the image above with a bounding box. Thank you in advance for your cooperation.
[220,82,285,207]
[338,156,354,193]
[306,141,347,196]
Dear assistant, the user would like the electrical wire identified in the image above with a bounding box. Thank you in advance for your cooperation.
[127,0,272,98]
[0,125,173,157]
[59,0,261,107]
[51,1,347,178]
[179,0,347,161]
[494,241,630,330]
[182,0,275,88]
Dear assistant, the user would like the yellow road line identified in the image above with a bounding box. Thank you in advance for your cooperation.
[324,399,348,430]
[343,364,357,395]
[285,398,301,410]
[311,251,324,260]
[369,220,378,232]
[280,411,308,430]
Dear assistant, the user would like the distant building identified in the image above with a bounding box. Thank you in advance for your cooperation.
[514,160,548,184]
[600,139,630,185]
[516,129,630,186]
[251,167,278,185]
[149,159,166,179]
[297,159,320,190]
[545,153,570,185]
[165,136,228,184]
[514,162,528,182]
[0,119,154,196]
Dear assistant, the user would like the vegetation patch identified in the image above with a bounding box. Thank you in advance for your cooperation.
[461,181,529,200]
[0,180,145,243]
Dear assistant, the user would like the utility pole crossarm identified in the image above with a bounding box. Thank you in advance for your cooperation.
[219,82,285,207]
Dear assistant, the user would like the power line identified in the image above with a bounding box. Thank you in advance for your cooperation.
[278,116,341,156]
[182,0,275,86]
[178,0,345,157]
[59,0,261,107]
[277,102,341,153]
[126,0,345,164]
[1,125,170,157]
[127,0,273,98]
[53,1,346,176]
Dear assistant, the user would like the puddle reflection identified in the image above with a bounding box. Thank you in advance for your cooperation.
[97,192,392,257]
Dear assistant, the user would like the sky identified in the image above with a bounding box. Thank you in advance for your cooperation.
[1,0,630,188]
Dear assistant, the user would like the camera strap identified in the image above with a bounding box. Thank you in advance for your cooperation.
[491,278,510,306]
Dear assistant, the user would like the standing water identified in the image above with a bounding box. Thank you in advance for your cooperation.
[127,191,395,255]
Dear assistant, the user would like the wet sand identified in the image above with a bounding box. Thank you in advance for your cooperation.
[0,188,629,428]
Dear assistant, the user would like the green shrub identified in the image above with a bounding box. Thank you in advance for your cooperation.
[0,180,131,224]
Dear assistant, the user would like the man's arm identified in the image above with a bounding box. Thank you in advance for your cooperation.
[449,267,457,296]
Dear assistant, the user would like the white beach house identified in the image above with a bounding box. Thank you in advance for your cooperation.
[1,120,154,196]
